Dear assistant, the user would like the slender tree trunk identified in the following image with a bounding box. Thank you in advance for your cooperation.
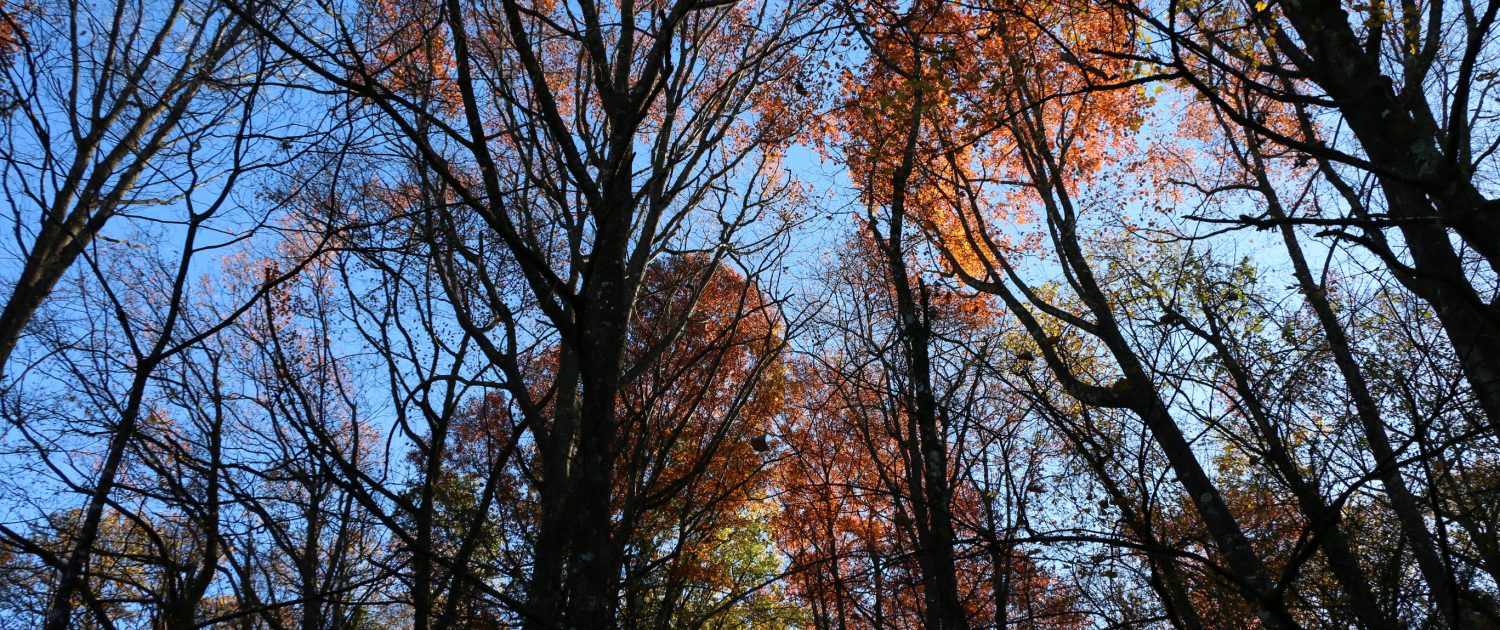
[887,230,967,630]
[877,89,969,630]
[1272,204,1475,625]
[44,365,155,630]
[1197,313,1393,628]
[1017,128,1299,628]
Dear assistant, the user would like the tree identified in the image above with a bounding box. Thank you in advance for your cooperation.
[0,0,288,377]
[9,0,1500,625]
[826,0,1303,620]
[1117,0,1500,436]
[218,0,824,622]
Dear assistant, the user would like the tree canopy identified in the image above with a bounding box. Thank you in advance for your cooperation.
[2,0,1500,626]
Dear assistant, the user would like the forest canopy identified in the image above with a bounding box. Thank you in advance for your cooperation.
[0,0,1498,626]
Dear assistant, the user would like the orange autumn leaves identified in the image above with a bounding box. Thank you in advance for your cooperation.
[831,0,1144,280]
[362,0,462,111]
[619,254,785,519]
[773,357,1086,629]
[758,0,1151,623]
